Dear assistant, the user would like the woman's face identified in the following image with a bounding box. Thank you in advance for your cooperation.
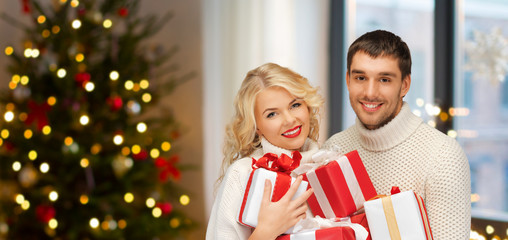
[254,86,310,151]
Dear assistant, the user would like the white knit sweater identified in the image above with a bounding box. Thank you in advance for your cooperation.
[323,102,471,239]
[206,138,320,240]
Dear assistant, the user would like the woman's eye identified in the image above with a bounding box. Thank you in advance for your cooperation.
[266,112,275,118]
[291,103,302,109]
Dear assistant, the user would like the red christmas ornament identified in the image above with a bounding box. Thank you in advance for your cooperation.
[156,202,173,216]
[118,7,129,17]
[113,130,124,138]
[107,96,123,111]
[2,141,15,152]
[154,155,181,182]
[25,100,51,131]
[21,0,31,14]
[77,7,87,17]
[36,204,56,223]
[132,149,148,161]
[170,130,181,140]
[74,72,91,87]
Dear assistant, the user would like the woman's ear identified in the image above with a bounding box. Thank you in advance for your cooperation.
[255,128,261,136]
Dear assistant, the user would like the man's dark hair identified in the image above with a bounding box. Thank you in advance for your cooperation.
[347,30,412,80]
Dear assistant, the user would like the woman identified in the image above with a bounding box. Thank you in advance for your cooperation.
[206,63,324,240]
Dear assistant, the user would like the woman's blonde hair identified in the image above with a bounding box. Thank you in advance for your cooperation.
[217,63,324,184]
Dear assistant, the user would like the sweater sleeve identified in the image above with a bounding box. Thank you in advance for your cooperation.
[206,161,252,240]
[425,138,471,240]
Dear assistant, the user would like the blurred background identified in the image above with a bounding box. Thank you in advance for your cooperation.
[0,0,507,239]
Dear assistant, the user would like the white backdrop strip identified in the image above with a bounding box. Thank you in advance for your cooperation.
[202,0,330,216]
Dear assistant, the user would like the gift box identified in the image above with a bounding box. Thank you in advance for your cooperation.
[275,215,369,240]
[276,226,356,240]
[350,213,371,240]
[237,152,308,234]
[364,189,433,240]
[303,150,377,218]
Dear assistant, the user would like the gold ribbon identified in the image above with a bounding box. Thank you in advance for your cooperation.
[381,196,401,240]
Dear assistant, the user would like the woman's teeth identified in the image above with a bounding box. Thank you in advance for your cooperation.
[283,127,300,136]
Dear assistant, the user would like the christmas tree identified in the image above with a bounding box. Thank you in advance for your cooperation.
[0,0,195,239]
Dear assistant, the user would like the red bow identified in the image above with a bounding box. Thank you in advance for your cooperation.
[391,186,401,195]
[368,186,403,202]
[25,100,51,131]
[252,151,302,174]
[154,155,181,182]
[36,204,55,223]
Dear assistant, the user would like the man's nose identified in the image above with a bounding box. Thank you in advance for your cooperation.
[364,79,378,99]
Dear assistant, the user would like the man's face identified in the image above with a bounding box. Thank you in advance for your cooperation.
[347,51,411,130]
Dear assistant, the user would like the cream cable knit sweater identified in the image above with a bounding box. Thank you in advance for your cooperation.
[323,102,471,239]
[206,138,319,240]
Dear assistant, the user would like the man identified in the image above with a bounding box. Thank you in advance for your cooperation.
[323,30,471,239]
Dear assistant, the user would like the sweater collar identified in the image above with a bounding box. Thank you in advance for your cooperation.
[258,137,318,164]
[355,102,423,151]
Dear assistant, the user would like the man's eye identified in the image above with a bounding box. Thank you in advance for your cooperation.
[356,76,365,81]
[380,78,390,83]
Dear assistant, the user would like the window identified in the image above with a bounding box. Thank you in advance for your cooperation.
[456,0,508,215]
[503,76,508,109]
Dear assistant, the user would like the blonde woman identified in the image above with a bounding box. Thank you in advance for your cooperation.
[206,63,324,240]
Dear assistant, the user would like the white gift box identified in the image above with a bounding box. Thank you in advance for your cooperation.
[364,190,433,240]
[237,168,308,234]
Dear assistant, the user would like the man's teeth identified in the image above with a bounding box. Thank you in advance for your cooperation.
[364,103,378,109]
[283,127,299,135]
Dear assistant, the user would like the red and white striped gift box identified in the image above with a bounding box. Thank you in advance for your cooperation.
[276,226,356,240]
[303,150,377,219]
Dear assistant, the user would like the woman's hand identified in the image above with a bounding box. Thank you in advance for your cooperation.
[248,175,313,240]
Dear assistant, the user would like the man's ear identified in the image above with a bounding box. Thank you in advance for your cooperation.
[401,74,411,98]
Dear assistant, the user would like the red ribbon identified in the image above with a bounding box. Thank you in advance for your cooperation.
[251,151,302,174]
[154,155,181,182]
[271,172,291,202]
[391,186,401,195]
[368,186,402,202]
[251,151,302,202]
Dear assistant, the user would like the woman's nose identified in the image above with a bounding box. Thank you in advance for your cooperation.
[283,111,297,125]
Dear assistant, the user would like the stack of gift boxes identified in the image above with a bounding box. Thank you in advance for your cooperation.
[237,150,434,240]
